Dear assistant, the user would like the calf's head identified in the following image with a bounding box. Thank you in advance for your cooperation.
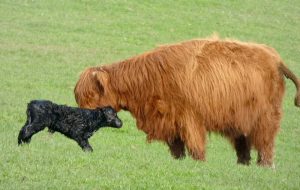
[99,106,122,128]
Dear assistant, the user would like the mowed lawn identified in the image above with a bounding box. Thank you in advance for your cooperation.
[1,0,300,189]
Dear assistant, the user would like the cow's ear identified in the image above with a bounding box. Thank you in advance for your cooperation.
[74,67,101,106]
[93,68,109,94]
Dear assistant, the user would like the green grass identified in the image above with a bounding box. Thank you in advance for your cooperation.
[1,0,300,189]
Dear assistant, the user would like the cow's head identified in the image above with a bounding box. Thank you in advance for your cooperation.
[74,67,119,111]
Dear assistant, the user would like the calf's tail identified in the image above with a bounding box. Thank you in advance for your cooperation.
[279,62,300,107]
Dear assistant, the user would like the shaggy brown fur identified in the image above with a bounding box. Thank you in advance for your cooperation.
[74,37,300,167]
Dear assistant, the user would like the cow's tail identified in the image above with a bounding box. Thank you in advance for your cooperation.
[279,61,300,107]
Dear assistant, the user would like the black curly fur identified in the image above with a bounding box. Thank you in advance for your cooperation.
[18,100,122,152]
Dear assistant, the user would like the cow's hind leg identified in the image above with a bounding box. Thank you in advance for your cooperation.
[255,139,276,168]
[234,135,251,165]
[167,137,186,159]
[251,110,281,168]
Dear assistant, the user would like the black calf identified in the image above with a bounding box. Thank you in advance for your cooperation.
[18,100,122,151]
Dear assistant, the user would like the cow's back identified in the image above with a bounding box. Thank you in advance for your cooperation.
[178,40,285,133]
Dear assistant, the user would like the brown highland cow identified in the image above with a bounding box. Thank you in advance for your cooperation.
[74,38,300,167]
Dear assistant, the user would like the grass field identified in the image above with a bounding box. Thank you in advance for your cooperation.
[1,0,300,189]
